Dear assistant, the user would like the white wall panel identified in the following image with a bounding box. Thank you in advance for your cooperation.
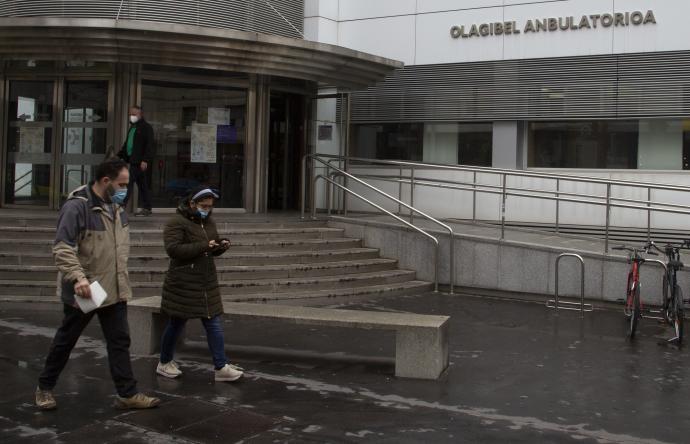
[415,7,504,64]
[309,0,690,65]
[338,16,416,65]
[417,0,503,14]
[304,16,338,44]
[503,0,615,60]
[338,0,416,21]
[612,0,687,54]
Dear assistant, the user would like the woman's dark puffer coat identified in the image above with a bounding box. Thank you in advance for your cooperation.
[161,202,227,319]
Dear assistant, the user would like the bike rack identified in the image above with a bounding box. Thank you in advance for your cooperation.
[547,253,593,317]
[640,259,669,321]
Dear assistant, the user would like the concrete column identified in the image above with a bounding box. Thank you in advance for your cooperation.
[492,121,520,169]
[252,75,270,213]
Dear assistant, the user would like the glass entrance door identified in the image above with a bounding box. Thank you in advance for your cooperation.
[4,81,55,206]
[59,80,109,203]
[142,79,247,208]
[268,92,306,210]
[3,78,111,208]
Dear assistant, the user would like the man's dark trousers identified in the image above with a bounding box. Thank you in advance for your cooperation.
[38,302,138,398]
[125,164,152,210]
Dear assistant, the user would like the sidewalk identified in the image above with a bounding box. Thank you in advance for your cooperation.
[1,291,688,443]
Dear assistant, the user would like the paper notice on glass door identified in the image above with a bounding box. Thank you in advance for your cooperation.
[208,107,230,125]
[19,127,44,153]
[190,123,217,163]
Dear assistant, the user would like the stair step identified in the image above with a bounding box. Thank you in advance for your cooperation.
[0,226,345,241]
[0,237,364,254]
[0,270,417,297]
[219,280,434,302]
[0,217,327,230]
[0,280,434,304]
[0,248,382,267]
[0,259,399,282]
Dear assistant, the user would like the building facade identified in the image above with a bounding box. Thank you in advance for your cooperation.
[0,0,399,211]
[303,0,690,228]
[306,0,690,177]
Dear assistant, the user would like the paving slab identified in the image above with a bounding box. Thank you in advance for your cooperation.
[1,290,689,443]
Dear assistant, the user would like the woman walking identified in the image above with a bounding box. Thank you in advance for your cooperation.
[156,187,243,382]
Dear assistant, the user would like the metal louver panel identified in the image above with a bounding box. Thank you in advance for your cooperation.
[351,51,690,122]
[0,0,304,39]
[0,18,402,90]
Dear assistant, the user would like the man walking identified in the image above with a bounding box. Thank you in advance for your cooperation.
[35,158,160,410]
[118,105,154,216]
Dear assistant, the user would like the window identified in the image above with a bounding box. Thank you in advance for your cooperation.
[352,122,493,166]
[528,120,638,169]
[351,123,423,161]
[457,123,492,166]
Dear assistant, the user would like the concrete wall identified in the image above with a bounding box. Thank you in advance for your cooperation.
[328,217,690,305]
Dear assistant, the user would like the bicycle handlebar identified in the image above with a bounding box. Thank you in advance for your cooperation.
[612,243,657,256]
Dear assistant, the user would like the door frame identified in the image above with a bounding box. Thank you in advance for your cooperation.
[1,75,59,209]
[1,68,115,209]
[54,76,114,208]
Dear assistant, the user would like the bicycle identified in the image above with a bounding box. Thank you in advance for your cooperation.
[649,241,689,345]
[612,243,656,340]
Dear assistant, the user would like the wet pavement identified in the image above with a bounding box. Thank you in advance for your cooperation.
[1,292,689,443]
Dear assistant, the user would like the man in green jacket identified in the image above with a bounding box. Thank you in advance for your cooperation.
[35,159,160,411]
[117,105,154,216]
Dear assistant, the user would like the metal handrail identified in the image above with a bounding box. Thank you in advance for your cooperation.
[313,174,441,293]
[308,154,690,253]
[351,174,690,216]
[303,154,455,293]
[312,153,690,193]
[351,173,690,212]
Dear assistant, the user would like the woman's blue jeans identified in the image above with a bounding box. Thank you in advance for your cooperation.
[160,315,227,370]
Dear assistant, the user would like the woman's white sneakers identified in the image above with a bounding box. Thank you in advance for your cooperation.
[157,360,244,382]
[214,363,244,382]
[156,360,182,378]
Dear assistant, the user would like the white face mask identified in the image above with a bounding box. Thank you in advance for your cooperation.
[129,115,139,124]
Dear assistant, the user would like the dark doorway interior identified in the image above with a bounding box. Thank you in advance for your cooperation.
[268,93,305,210]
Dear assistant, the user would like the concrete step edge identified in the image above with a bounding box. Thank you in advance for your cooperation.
[0,258,398,273]
[0,270,416,288]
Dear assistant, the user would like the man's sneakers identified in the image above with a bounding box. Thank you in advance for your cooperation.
[115,392,161,409]
[156,360,182,379]
[36,387,159,411]
[214,363,244,382]
[134,208,152,217]
[35,387,57,410]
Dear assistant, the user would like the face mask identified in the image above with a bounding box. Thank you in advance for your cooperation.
[129,115,139,124]
[110,188,128,205]
[197,209,209,219]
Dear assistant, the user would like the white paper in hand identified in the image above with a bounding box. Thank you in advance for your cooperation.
[75,281,108,314]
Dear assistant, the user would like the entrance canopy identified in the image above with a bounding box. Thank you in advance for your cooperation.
[0,17,402,90]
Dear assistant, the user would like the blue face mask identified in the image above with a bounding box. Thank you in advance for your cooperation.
[110,188,128,205]
[197,209,209,219]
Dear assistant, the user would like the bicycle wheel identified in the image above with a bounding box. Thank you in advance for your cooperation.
[624,272,634,318]
[673,285,684,344]
[629,285,641,339]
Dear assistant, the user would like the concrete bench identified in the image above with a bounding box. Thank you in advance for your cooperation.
[128,296,449,380]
